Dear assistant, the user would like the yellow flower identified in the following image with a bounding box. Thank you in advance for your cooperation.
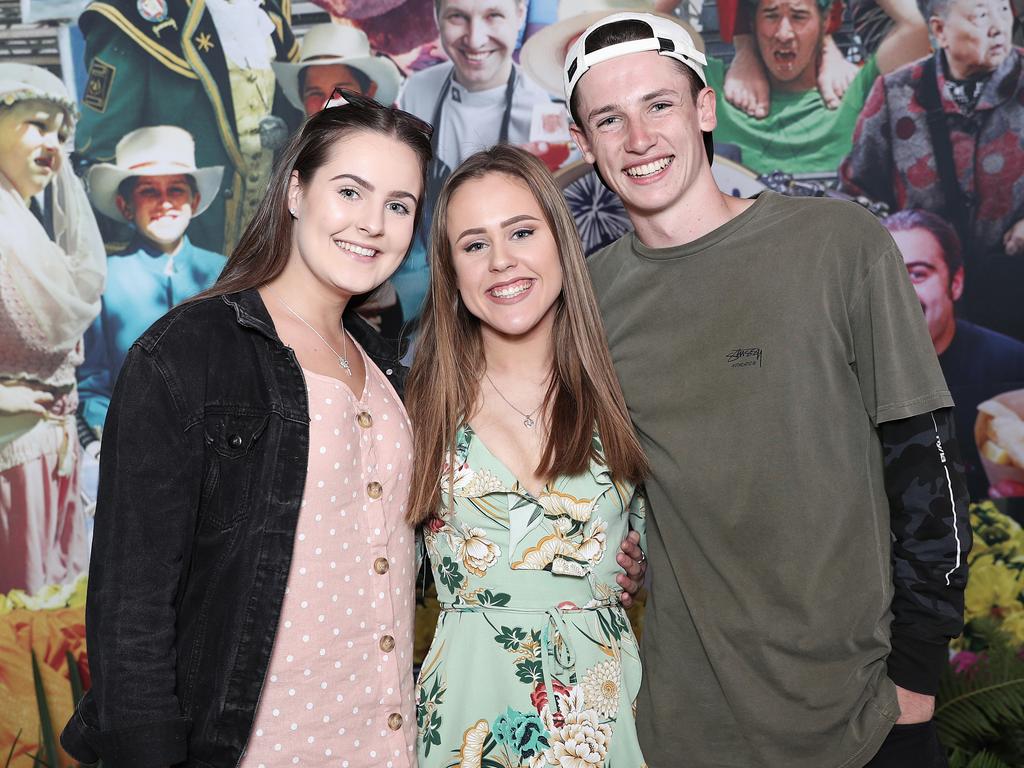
[964,553,1024,620]
[458,719,490,768]
[999,606,1024,646]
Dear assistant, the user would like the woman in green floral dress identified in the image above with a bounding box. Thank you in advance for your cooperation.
[406,146,651,768]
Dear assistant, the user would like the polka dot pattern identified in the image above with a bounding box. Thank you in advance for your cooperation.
[240,346,416,768]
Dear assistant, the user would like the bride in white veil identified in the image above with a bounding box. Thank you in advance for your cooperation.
[0,63,106,594]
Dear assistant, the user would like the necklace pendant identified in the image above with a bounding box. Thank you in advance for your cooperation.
[523,416,535,428]
[339,356,353,376]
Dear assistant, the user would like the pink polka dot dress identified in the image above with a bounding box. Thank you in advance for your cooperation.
[239,342,416,768]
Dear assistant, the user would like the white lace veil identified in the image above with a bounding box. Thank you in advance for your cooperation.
[0,64,106,353]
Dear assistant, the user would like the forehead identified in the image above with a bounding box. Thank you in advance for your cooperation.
[315,129,423,188]
[757,0,821,13]
[302,63,362,90]
[439,0,519,14]
[575,51,691,112]
[135,173,193,187]
[893,228,947,266]
[945,0,1008,16]
[450,171,537,217]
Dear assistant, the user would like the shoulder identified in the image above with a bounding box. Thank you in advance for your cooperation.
[400,64,451,114]
[958,320,1024,358]
[513,65,553,103]
[133,294,237,358]
[881,54,931,91]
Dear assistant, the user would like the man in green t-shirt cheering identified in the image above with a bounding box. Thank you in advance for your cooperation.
[708,0,929,175]
[564,12,971,767]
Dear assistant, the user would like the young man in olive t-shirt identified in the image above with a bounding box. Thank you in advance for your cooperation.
[562,12,971,768]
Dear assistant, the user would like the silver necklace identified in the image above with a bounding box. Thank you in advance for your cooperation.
[484,371,542,428]
[269,289,352,377]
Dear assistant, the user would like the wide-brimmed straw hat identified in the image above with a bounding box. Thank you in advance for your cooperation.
[0,63,77,120]
[520,0,705,98]
[87,126,223,221]
[272,24,402,110]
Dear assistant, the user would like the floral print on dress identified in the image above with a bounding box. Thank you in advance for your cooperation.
[418,424,648,768]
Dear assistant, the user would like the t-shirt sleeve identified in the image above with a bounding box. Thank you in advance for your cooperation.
[849,239,953,425]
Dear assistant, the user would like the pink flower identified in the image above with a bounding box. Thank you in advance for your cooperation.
[951,650,981,675]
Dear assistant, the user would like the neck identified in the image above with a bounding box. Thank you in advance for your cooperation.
[768,61,819,94]
[480,310,556,383]
[263,257,351,335]
[146,236,186,255]
[943,49,993,82]
[628,168,752,249]
[453,62,513,93]
[933,318,957,356]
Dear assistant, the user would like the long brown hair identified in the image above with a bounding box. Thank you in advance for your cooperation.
[194,91,433,300]
[406,145,648,525]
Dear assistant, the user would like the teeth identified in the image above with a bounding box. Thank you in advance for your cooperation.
[625,157,672,177]
[491,281,531,298]
[463,51,491,61]
[334,240,376,257]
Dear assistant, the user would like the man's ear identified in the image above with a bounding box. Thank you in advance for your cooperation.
[951,265,965,302]
[115,194,133,222]
[697,86,718,132]
[366,81,379,100]
[928,16,946,47]
[569,123,595,165]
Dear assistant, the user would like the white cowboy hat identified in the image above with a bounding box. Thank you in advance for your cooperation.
[272,24,402,111]
[520,0,705,98]
[87,126,224,222]
[0,63,77,120]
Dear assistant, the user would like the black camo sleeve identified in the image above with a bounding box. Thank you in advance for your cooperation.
[880,407,971,695]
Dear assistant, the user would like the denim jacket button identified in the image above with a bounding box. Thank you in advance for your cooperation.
[229,434,243,449]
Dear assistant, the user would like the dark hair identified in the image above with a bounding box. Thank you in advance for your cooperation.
[196,91,432,301]
[406,145,648,523]
[116,174,199,201]
[298,64,374,99]
[567,18,711,162]
[883,208,963,283]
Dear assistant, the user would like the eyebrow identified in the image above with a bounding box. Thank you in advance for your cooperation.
[587,89,679,123]
[329,172,418,203]
[455,214,540,241]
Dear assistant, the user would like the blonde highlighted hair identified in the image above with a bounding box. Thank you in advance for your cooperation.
[405,145,647,525]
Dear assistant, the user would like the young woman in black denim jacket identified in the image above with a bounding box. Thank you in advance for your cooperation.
[59,92,436,768]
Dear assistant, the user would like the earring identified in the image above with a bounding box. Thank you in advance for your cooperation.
[289,208,296,218]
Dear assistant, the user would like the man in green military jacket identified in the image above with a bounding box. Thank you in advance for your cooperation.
[76,0,300,254]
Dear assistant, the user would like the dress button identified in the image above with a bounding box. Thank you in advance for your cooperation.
[379,634,395,652]
[373,557,389,575]
[367,481,382,499]
[229,434,243,448]
[357,411,373,429]
[387,713,403,730]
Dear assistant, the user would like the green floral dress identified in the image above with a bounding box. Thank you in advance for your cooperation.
[417,424,648,768]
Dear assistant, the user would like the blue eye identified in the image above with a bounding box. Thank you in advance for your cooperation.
[387,201,411,216]
[338,187,359,199]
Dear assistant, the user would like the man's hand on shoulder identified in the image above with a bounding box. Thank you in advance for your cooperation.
[895,685,935,724]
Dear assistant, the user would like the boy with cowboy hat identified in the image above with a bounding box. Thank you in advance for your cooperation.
[272,23,402,114]
[564,11,970,767]
[77,126,225,444]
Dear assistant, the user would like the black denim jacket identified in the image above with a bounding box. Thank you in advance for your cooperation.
[60,289,407,768]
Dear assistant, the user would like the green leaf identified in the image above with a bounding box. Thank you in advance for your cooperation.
[478,590,511,608]
[4,729,22,768]
[66,650,84,705]
[515,659,543,684]
[494,626,528,650]
[31,650,58,768]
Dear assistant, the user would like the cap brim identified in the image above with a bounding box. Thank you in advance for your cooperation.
[271,56,402,111]
[520,10,705,99]
[88,164,224,222]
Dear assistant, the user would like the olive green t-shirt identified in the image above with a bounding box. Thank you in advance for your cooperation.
[589,192,952,768]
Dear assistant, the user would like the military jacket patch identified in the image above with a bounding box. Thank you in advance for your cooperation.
[136,0,167,22]
[83,58,115,113]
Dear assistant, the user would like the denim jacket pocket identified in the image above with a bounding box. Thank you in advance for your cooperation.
[201,412,270,529]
